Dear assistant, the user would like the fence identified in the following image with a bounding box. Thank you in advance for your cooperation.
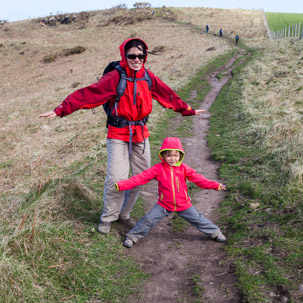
[271,23,303,39]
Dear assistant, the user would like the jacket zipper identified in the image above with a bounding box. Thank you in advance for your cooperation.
[170,167,177,211]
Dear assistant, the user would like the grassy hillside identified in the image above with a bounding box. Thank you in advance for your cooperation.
[7,5,303,303]
[0,7,234,202]
[266,12,303,32]
[208,35,303,303]
[0,6,257,303]
[173,7,267,46]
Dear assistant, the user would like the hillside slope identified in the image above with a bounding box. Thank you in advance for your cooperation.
[0,6,270,303]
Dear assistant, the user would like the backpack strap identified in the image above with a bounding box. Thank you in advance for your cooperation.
[112,65,127,116]
[144,69,152,90]
[115,65,128,101]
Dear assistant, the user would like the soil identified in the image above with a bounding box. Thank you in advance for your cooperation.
[122,47,248,303]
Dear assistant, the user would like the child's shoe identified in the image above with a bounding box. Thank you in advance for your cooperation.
[210,231,226,242]
[123,237,134,248]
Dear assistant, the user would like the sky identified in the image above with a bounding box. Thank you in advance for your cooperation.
[1,0,303,22]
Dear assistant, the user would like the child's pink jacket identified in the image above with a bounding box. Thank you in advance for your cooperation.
[116,137,221,212]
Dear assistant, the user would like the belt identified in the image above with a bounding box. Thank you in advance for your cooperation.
[107,115,149,156]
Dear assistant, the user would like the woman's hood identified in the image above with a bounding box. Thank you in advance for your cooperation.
[159,137,185,166]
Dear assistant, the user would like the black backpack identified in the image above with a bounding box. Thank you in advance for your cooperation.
[101,61,152,119]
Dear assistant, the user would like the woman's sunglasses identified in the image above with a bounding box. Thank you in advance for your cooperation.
[126,54,146,60]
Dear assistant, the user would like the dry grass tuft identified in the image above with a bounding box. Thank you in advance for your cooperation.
[149,45,166,55]
[98,8,154,27]
[42,46,86,63]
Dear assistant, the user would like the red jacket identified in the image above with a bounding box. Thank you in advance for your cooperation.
[116,137,221,212]
[54,38,196,143]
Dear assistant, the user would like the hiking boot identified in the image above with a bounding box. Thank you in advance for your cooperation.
[117,217,136,228]
[97,221,112,234]
[123,237,134,248]
[210,231,226,242]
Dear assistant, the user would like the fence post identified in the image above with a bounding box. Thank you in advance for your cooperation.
[298,24,301,38]
[285,27,287,38]
[288,25,291,37]
[295,24,297,37]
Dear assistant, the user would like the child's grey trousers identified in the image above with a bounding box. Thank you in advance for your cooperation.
[126,204,220,243]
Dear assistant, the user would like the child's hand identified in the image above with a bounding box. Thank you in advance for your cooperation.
[218,184,226,191]
[195,109,206,115]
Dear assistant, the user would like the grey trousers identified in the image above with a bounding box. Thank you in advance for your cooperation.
[100,138,151,223]
[126,204,220,243]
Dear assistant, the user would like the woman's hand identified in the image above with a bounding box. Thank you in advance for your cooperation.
[195,109,206,115]
[39,111,57,118]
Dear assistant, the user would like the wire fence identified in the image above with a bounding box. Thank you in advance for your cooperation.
[271,23,303,39]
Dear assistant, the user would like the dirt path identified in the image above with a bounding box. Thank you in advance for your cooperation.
[125,49,247,303]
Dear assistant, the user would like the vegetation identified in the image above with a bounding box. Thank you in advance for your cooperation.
[2,5,303,303]
[0,7,233,303]
[208,39,303,302]
[266,12,303,32]
[133,2,152,9]
[42,46,86,63]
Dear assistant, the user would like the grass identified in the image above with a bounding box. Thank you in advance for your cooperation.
[171,7,267,48]
[0,156,148,303]
[0,11,235,302]
[266,12,303,32]
[3,5,300,303]
[207,44,303,302]
[0,6,233,208]
[0,48,239,302]
[0,7,239,302]
[190,274,205,302]
[3,224,147,303]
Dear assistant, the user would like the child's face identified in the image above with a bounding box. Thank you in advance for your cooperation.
[163,151,180,167]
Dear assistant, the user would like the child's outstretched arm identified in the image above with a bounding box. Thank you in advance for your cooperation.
[185,164,226,191]
[115,164,159,191]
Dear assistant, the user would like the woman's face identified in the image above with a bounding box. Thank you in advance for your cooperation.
[126,47,145,71]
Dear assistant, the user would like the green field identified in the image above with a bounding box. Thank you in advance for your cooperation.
[266,12,303,31]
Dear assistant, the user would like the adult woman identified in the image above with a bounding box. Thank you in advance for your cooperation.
[39,38,204,234]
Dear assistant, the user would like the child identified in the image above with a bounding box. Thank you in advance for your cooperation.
[115,137,226,248]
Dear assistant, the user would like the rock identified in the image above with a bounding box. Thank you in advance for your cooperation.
[249,202,260,210]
